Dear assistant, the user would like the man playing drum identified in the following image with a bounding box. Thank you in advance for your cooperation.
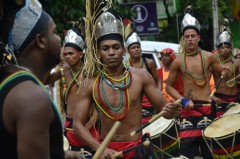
[212,21,240,117]
[166,10,231,158]
[73,1,182,158]
[125,26,162,124]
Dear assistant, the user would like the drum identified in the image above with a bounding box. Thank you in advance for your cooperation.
[222,104,240,117]
[143,116,180,158]
[203,114,240,159]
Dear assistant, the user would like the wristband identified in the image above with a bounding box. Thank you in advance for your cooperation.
[180,97,191,108]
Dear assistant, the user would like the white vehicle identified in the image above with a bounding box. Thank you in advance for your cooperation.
[123,41,180,68]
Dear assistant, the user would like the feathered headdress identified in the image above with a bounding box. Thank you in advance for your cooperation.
[217,18,232,48]
[83,0,124,78]
[64,18,85,52]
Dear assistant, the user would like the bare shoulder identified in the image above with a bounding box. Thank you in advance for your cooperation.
[3,80,54,133]
[202,49,215,58]
[171,54,181,68]
[233,58,240,67]
[202,50,218,62]
[6,80,53,114]
[145,58,157,68]
[80,75,98,95]
[129,67,152,80]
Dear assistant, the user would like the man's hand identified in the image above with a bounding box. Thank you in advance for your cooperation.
[222,66,231,80]
[163,99,182,119]
[64,150,85,159]
[100,148,117,159]
[210,95,221,105]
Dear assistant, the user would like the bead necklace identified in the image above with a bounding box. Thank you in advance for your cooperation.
[182,48,207,88]
[92,70,132,120]
[226,64,236,87]
[64,66,83,103]
[185,48,200,56]
[219,56,231,64]
[60,67,67,92]
[217,55,236,88]
[101,69,131,90]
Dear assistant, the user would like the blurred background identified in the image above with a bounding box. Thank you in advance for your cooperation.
[40,0,240,52]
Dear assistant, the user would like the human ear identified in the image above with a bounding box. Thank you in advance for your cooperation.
[35,34,47,49]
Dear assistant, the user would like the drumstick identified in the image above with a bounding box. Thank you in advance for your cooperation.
[92,121,121,159]
[130,110,166,136]
[130,99,180,136]
[113,140,150,158]
[226,74,240,84]
[210,75,223,97]
[194,103,211,106]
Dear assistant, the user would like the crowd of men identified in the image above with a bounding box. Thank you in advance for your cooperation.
[1,0,240,159]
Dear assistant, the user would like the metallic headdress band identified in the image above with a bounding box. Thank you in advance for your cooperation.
[95,8,124,44]
[8,0,50,53]
[217,19,232,47]
[181,13,201,34]
[64,29,85,51]
[125,32,141,49]
[216,31,232,47]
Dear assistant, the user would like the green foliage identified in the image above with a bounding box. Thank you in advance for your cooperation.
[40,0,132,39]
[163,0,232,51]
[40,0,86,38]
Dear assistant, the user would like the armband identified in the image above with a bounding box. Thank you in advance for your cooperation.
[180,97,191,108]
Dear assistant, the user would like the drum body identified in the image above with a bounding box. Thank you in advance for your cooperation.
[222,104,240,117]
[143,117,180,158]
[203,114,240,159]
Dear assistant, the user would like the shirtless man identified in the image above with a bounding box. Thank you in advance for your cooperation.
[213,29,240,117]
[166,13,230,158]
[125,29,162,124]
[45,27,98,153]
[73,3,181,159]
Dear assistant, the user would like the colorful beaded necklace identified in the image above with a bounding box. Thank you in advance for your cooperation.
[64,66,83,103]
[218,55,236,87]
[182,48,207,88]
[92,68,132,120]
[60,67,67,92]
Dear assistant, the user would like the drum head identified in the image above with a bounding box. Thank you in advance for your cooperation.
[142,117,173,137]
[222,104,240,117]
[204,114,240,138]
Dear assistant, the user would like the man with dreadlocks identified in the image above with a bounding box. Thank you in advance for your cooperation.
[73,1,182,159]
[166,8,231,158]
[212,21,240,117]
[0,0,83,158]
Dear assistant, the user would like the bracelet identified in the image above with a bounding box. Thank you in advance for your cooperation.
[180,97,191,108]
